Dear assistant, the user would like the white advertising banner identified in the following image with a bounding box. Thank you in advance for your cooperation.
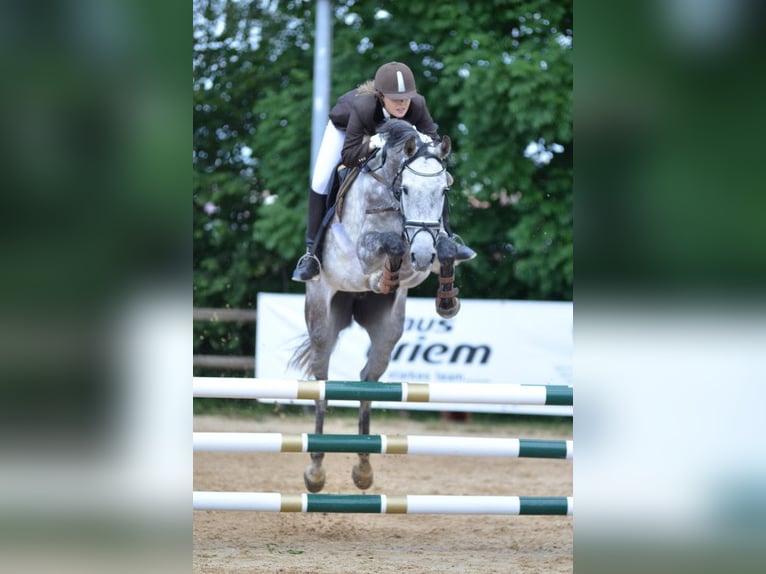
[256,293,572,416]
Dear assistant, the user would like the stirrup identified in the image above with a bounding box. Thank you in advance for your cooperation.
[450,234,477,262]
[291,252,321,282]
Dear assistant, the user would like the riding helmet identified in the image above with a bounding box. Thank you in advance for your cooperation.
[374,62,418,99]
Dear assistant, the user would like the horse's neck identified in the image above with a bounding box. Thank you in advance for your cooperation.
[338,157,400,234]
[345,177,387,216]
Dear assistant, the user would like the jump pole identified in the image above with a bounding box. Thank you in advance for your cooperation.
[192,377,573,406]
[193,492,573,515]
[193,432,573,459]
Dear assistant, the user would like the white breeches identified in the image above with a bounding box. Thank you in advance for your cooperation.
[311,120,346,195]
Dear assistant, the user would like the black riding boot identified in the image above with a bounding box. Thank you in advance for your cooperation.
[453,239,476,262]
[291,190,327,282]
[442,205,477,262]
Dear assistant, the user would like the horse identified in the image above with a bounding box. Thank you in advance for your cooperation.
[290,119,464,493]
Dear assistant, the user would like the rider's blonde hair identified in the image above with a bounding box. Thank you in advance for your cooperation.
[356,80,377,96]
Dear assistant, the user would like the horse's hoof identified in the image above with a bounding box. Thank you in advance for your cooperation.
[304,465,326,493]
[352,460,374,490]
[436,298,461,318]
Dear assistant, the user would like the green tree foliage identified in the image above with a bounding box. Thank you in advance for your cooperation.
[193,0,314,358]
[329,1,573,300]
[193,0,572,358]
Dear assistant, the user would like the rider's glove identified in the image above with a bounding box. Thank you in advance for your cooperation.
[369,134,384,150]
[411,125,432,144]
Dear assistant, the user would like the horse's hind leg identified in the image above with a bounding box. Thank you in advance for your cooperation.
[352,400,374,489]
[303,290,353,493]
[304,398,327,492]
[350,293,406,490]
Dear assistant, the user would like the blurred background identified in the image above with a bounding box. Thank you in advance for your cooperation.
[0,1,189,572]
[1,0,764,572]
[576,1,766,572]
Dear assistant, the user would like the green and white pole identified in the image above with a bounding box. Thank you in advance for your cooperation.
[193,492,573,515]
[193,432,573,459]
[192,377,573,406]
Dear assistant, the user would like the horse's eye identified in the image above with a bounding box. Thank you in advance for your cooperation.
[400,186,408,195]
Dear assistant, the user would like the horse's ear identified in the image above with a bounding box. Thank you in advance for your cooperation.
[404,135,418,157]
[440,135,451,158]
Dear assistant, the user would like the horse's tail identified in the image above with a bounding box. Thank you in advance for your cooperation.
[288,335,313,378]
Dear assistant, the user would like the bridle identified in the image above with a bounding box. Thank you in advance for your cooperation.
[364,140,450,246]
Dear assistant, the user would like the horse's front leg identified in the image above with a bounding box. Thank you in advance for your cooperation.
[358,231,405,293]
[352,400,374,489]
[435,235,461,318]
[379,254,402,294]
[304,398,327,492]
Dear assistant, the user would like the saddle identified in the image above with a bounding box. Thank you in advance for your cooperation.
[312,164,361,251]
[325,164,360,219]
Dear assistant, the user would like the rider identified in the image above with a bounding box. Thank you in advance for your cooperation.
[292,61,476,282]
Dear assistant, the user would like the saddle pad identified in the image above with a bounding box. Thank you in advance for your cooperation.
[334,166,360,223]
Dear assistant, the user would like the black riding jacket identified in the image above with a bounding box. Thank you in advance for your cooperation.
[329,88,439,168]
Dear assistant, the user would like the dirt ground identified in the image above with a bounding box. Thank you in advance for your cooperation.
[193,411,573,573]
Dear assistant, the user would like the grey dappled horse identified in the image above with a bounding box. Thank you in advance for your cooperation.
[291,119,463,492]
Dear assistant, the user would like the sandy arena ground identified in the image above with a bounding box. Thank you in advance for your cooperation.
[193,411,572,573]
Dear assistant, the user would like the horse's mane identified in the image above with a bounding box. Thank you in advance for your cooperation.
[377,119,425,149]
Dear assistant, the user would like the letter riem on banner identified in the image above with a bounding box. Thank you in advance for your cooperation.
[403,382,430,402]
